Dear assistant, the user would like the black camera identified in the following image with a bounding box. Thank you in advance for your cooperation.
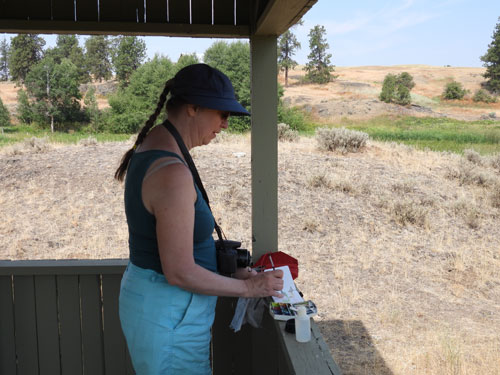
[215,239,252,276]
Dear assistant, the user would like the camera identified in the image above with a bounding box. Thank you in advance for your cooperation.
[215,239,252,276]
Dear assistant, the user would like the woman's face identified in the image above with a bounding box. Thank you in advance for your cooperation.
[194,107,230,145]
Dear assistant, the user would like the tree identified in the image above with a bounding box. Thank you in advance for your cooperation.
[442,80,468,100]
[105,55,175,133]
[16,88,34,124]
[85,35,113,82]
[0,38,9,81]
[0,97,10,127]
[45,35,89,83]
[379,72,415,105]
[175,53,200,72]
[305,25,334,84]
[111,36,146,86]
[278,23,302,87]
[204,41,251,131]
[8,34,45,83]
[481,17,500,93]
[24,57,82,131]
[84,86,100,131]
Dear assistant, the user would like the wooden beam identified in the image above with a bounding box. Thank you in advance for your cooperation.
[254,0,317,36]
[0,20,250,37]
[250,35,278,260]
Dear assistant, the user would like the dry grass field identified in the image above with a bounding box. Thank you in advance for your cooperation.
[1,133,499,375]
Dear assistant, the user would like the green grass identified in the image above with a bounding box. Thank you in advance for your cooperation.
[323,116,500,155]
[0,124,131,147]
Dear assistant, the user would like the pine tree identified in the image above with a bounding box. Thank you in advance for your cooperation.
[0,97,10,127]
[0,38,9,81]
[85,35,113,82]
[278,24,301,87]
[111,36,146,86]
[45,35,89,83]
[481,17,500,93]
[8,34,45,83]
[305,25,334,84]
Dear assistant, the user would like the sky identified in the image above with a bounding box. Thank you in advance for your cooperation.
[2,0,499,67]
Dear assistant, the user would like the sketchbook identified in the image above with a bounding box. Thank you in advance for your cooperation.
[264,265,304,304]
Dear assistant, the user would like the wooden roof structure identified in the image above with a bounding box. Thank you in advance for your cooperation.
[0,0,316,37]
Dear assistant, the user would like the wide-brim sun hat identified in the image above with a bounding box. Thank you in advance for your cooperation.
[171,63,250,116]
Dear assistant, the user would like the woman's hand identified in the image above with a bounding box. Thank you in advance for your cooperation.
[233,267,258,280]
[243,269,284,298]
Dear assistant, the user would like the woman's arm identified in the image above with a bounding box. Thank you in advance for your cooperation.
[142,163,283,298]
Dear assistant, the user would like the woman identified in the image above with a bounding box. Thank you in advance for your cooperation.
[115,64,284,375]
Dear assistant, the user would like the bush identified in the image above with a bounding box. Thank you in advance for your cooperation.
[443,81,468,100]
[473,89,497,103]
[16,88,34,124]
[379,72,414,105]
[0,97,10,127]
[316,127,369,153]
[463,149,483,165]
[277,123,299,142]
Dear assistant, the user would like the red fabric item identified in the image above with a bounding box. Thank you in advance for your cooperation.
[253,251,299,280]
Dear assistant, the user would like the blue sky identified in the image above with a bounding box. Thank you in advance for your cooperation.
[2,0,499,67]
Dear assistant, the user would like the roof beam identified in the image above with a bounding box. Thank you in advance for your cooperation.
[0,20,249,38]
[254,0,317,36]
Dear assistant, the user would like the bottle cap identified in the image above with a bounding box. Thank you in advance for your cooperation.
[297,305,307,317]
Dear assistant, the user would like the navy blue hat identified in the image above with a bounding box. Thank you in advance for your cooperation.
[171,64,250,116]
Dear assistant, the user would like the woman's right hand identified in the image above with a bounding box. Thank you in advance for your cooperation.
[243,269,284,298]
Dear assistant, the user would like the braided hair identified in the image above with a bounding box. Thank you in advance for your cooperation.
[114,79,179,181]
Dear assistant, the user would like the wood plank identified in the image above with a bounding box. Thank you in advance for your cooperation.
[35,275,62,375]
[102,274,127,375]
[27,0,52,20]
[0,276,16,375]
[80,275,105,375]
[251,311,279,374]
[76,0,99,22]
[1,0,29,19]
[0,19,249,37]
[58,275,83,375]
[276,319,342,375]
[52,0,76,21]
[0,259,128,276]
[214,0,234,25]
[145,0,167,23]
[13,275,39,375]
[100,0,123,21]
[236,0,250,26]
[191,0,212,25]
[169,0,190,24]
[250,35,278,260]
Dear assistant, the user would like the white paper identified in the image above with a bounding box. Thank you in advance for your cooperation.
[265,265,304,304]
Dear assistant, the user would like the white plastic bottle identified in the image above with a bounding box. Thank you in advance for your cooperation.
[295,305,311,343]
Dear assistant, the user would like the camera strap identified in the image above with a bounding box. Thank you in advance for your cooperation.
[161,120,225,242]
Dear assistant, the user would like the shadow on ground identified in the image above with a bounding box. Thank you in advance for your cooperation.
[318,320,393,375]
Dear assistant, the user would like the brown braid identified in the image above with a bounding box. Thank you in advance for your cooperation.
[114,79,173,181]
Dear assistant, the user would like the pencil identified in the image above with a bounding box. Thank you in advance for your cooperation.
[269,254,275,270]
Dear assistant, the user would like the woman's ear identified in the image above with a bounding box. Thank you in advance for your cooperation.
[186,104,199,117]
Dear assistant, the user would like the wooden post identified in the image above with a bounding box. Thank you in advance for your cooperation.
[250,35,278,261]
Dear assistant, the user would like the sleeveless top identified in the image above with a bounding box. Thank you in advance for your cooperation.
[124,150,217,274]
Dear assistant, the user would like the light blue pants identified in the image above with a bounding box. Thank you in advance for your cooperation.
[119,262,217,375]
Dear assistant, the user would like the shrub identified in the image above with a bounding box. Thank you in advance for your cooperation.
[308,174,330,189]
[473,89,497,103]
[442,81,468,100]
[379,72,415,105]
[16,88,34,124]
[0,97,10,127]
[491,184,500,208]
[489,153,500,171]
[277,123,299,142]
[463,149,483,165]
[316,127,369,153]
[391,200,428,227]
[78,136,98,146]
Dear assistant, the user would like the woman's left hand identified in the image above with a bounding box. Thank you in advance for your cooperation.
[233,267,258,280]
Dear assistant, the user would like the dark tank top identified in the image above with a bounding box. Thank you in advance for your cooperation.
[124,150,217,274]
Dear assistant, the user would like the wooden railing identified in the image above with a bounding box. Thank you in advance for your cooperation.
[0,259,132,375]
[0,260,341,375]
